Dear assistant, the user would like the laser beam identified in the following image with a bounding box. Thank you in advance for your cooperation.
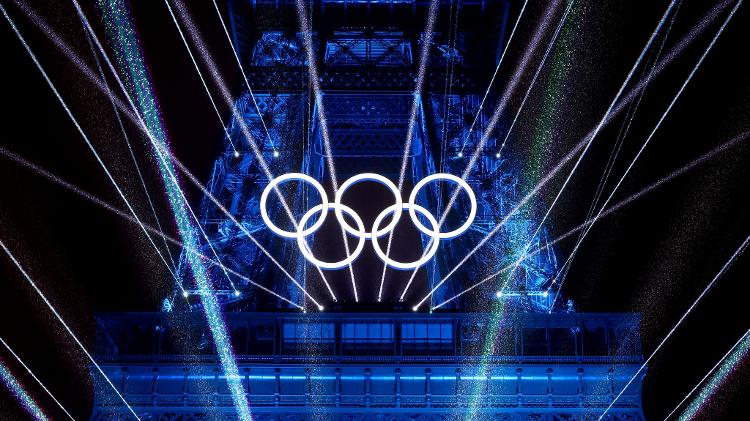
[0,238,140,419]
[459,0,564,153]
[208,0,275,152]
[162,0,246,293]
[64,0,325,306]
[161,0,238,155]
[664,327,750,420]
[0,360,49,421]
[86,0,252,416]
[0,337,75,420]
[295,0,357,301]
[379,0,440,301]
[494,0,583,158]
[463,0,529,143]
[404,0,735,305]
[552,0,743,312]
[549,5,679,300]
[3,2,185,295]
[414,0,683,310]
[430,130,748,310]
[0,147,306,311]
[84,28,180,277]
[598,232,750,420]
[399,0,575,303]
[165,0,336,302]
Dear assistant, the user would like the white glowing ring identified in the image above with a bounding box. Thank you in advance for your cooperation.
[296,203,366,270]
[260,173,328,238]
[334,173,402,239]
[408,173,477,239]
[371,203,441,270]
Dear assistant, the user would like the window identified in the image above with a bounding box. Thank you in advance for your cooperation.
[401,322,453,355]
[282,322,334,354]
[342,322,394,355]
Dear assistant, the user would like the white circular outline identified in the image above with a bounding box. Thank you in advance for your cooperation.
[260,173,328,238]
[408,173,477,239]
[260,173,476,270]
[334,173,402,239]
[370,203,441,270]
[296,203,366,269]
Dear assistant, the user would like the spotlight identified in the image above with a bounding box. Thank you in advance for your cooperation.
[233,151,240,158]
[273,150,279,158]
[457,151,463,158]
[234,291,240,297]
[183,291,189,298]
[412,306,418,312]
[495,152,501,158]
[318,305,324,311]
[495,291,503,298]
[542,291,549,297]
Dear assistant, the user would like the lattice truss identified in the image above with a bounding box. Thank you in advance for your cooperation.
[314,94,418,158]
[251,31,307,67]
[428,94,559,312]
[325,31,413,67]
[176,92,310,309]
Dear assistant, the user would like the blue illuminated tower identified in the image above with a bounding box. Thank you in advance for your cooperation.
[91,1,645,419]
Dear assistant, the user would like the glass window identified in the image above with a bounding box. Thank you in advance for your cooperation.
[282,322,334,354]
[342,322,394,355]
[401,322,453,355]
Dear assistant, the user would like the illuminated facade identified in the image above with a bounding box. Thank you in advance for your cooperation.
[91,1,645,419]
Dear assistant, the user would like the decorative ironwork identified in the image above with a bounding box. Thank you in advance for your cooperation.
[90,2,645,418]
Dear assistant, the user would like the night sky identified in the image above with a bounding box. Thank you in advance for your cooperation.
[1,0,749,419]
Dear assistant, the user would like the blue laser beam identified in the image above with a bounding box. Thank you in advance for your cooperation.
[0,360,49,421]
[84,26,181,277]
[665,328,750,420]
[0,337,75,420]
[87,0,253,417]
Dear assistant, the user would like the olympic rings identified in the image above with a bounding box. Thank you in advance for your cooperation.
[371,203,440,270]
[335,173,402,239]
[260,173,329,238]
[260,172,476,270]
[409,173,477,239]
[297,203,367,269]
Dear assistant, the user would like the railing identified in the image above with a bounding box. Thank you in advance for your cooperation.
[95,312,642,361]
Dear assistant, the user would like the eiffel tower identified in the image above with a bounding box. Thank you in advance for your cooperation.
[91,1,645,419]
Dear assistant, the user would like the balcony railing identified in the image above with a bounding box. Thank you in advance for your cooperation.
[95,312,642,363]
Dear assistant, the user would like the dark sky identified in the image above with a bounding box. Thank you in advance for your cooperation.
[1,0,749,419]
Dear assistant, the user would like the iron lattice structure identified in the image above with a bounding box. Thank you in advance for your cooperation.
[92,1,645,419]
[179,22,559,312]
